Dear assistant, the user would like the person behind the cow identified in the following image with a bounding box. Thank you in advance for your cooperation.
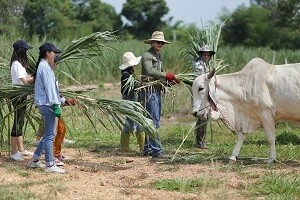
[119,52,145,153]
[192,44,215,149]
[141,31,180,159]
[29,42,65,173]
[9,39,35,161]
[34,55,76,166]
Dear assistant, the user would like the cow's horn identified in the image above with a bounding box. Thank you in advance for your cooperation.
[207,68,216,79]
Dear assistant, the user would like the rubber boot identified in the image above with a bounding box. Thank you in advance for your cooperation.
[135,132,145,153]
[120,133,131,152]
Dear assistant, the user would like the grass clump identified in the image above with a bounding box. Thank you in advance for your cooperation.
[153,177,220,193]
[249,172,300,199]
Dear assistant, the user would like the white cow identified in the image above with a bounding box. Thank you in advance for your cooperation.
[192,57,300,163]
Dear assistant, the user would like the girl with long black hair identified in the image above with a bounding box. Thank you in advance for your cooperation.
[10,40,35,161]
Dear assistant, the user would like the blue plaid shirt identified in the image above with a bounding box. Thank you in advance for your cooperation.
[34,59,61,106]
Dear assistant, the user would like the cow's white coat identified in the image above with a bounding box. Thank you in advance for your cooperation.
[192,57,300,163]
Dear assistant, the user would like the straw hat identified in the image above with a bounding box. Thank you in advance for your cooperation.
[119,52,142,70]
[197,45,215,55]
[144,31,170,44]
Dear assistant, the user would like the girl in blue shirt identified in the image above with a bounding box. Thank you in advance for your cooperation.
[29,42,65,173]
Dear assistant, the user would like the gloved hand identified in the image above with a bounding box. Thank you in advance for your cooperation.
[165,72,175,81]
[65,98,76,106]
[173,78,180,84]
[53,104,62,118]
[167,78,180,86]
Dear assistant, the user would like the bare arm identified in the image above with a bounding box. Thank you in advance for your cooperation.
[20,76,35,85]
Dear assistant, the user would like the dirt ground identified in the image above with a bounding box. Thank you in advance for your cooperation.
[0,146,247,200]
[1,143,299,200]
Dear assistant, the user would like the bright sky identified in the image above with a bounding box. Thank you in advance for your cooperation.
[102,0,250,27]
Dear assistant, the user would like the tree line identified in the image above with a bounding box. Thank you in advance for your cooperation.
[0,0,299,50]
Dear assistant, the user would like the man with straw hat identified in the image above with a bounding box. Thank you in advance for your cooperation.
[192,44,215,149]
[141,31,179,159]
[119,52,145,153]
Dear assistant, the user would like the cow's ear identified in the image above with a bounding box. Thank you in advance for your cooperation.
[207,68,215,79]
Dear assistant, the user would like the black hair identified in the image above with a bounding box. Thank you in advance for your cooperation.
[121,66,134,74]
[198,52,214,63]
[35,51,47,69]
[9,48,29,68]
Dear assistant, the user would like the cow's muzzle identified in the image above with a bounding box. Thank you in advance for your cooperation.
[192,111,204,118]
[192,112,198,117]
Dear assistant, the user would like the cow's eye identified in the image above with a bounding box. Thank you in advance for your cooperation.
[198,87,204,92]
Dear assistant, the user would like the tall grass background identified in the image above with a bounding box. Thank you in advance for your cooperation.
[1,35,299,85]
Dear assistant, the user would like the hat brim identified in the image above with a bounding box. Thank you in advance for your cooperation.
[144,39,171,44]
[53,48,62,53]
[14,45,33,50]
[197,50,215,55]
[119,56,142,70]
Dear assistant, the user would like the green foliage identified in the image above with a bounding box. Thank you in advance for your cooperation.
[1,34,300,85]
[277,131,300,145]
[221,5,275,48]
[121,0,169,39]
[0,0,25,37]
[180,21,224,68]
[73,0,122,33]
[223,1,300,49]
[22,0,76,40]
[1,0,299,50]
[22,0,121,40]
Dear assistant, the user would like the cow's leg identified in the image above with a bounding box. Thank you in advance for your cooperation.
[229,131,245,161]
[264,130,276,163]
[263,128,276,163]
[260,112,276,163]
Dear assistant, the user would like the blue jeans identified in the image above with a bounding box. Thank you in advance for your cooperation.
[122,93,142,134]
[33,106,57,167]
[140,90,162,156]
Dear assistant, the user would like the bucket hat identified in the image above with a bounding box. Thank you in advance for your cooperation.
[119,52,141,70]
[144,31,170,44]
[197,45,215,55]
[39,42,62,53]
[13,40,33,50]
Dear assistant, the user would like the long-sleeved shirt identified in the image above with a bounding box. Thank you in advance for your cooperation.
[34,59,61,106]
[141,47,168,90]
[192,58,209,74]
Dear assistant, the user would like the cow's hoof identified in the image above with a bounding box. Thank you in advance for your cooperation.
[228,156,236,163]
[267,158,276,164]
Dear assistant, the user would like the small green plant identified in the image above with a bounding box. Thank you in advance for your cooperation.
[98,82,104,89]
